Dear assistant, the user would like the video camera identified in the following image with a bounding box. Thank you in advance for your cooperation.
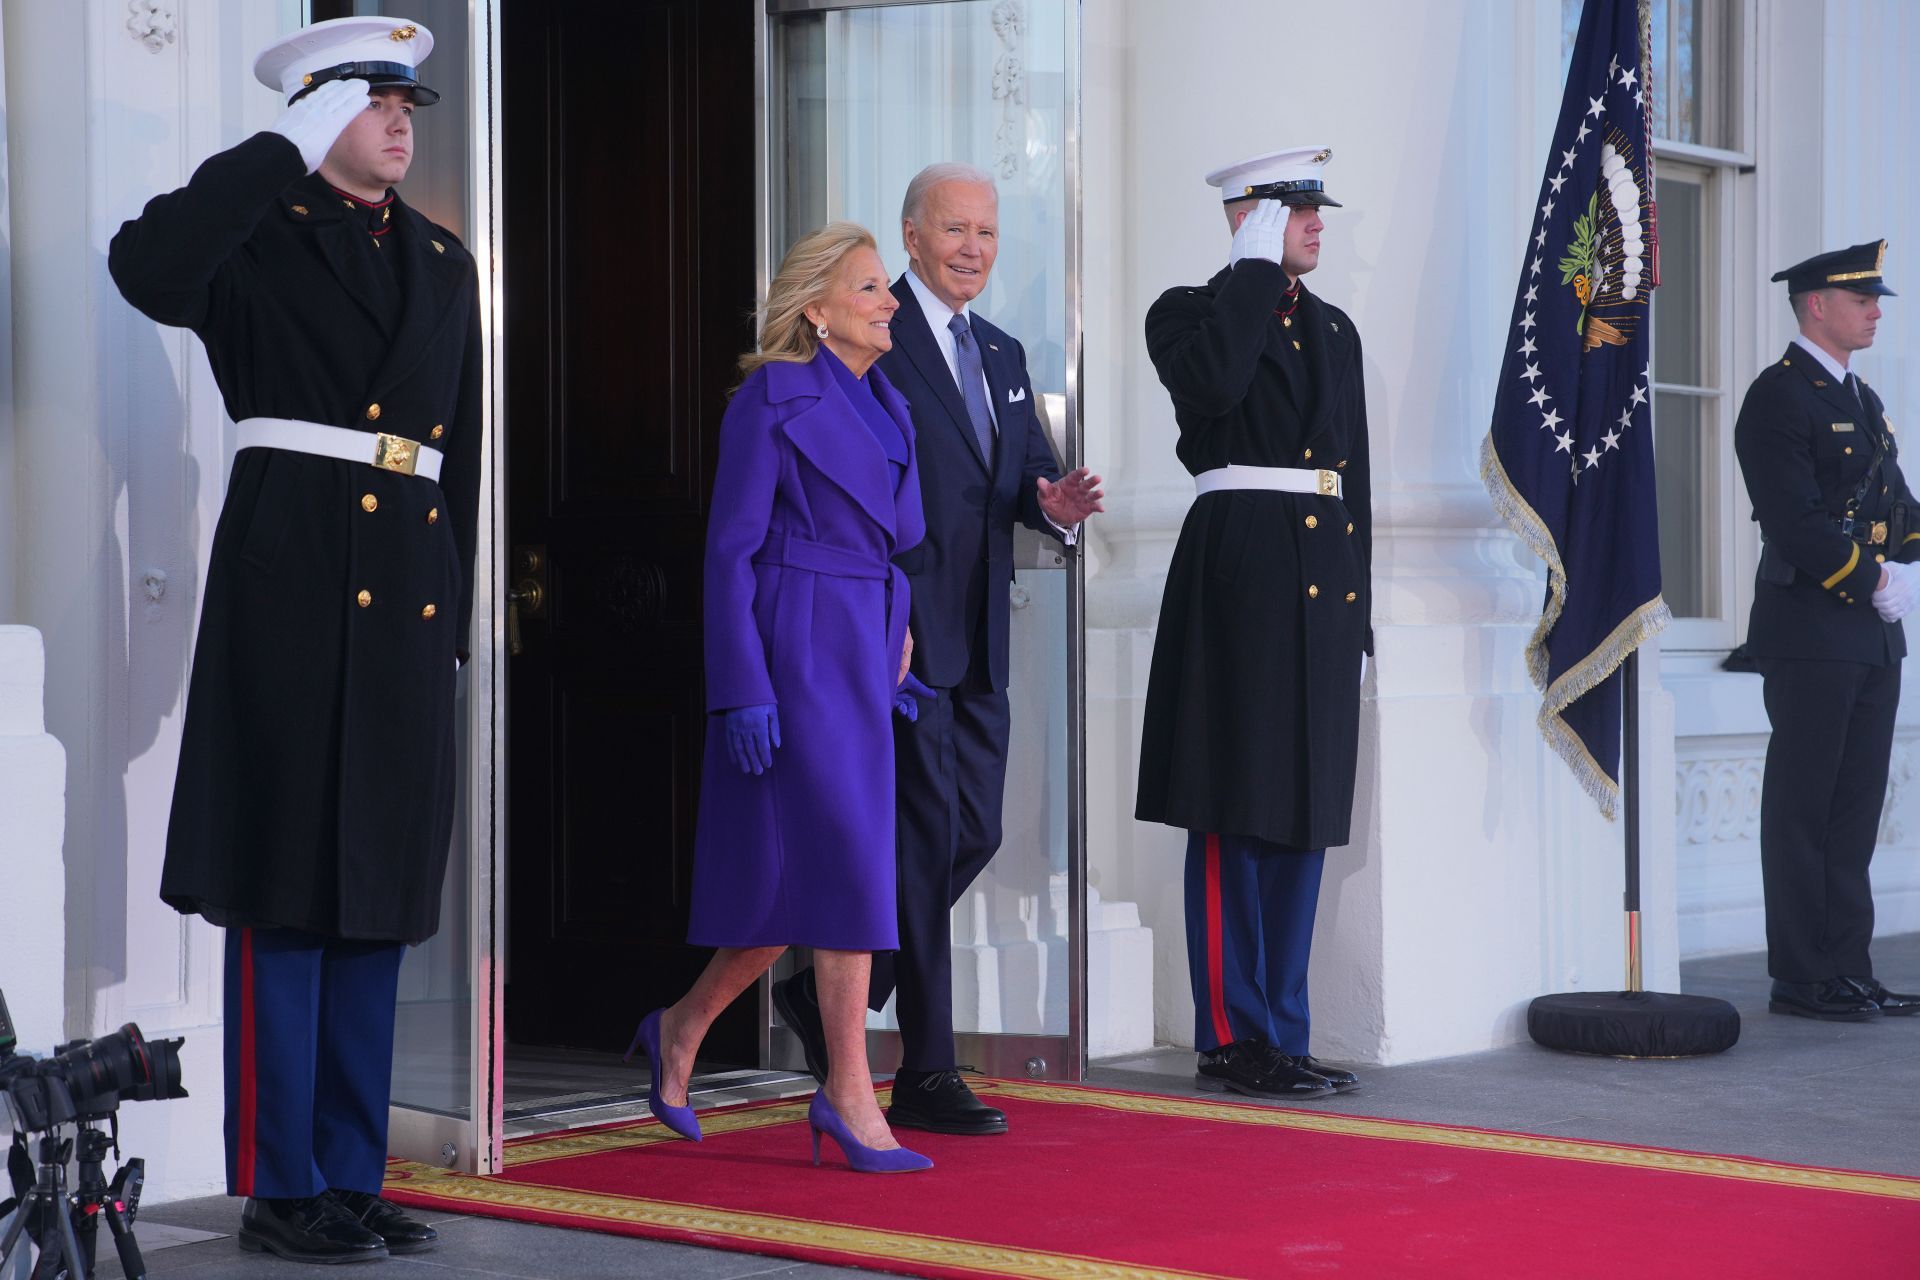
[0,986,188,1280]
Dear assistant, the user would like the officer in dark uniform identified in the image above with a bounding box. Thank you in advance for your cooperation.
[108,15,479,1264]
[1734,239,1920,1023]
[1136,147,1371,1098]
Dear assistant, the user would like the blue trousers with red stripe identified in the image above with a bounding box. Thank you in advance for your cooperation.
[1184,831,1325,1054]
[223,927,405,1199]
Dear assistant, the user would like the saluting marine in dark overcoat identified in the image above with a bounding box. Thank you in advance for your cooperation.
[1136,151,1371,1096]
[1135,256,1374,850]
[109,130,483,945]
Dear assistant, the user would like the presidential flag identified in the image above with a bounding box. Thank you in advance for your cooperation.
[1481,0,1671,819]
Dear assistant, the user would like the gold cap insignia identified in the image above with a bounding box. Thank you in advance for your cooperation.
[391,24,418,42]
[1313,148,1332,164]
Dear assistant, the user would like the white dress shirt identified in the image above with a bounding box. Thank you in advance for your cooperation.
[1792,334,1857,401]
[905,267,997,431]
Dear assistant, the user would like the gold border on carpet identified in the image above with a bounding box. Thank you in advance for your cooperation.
[385,1163,1229,1280]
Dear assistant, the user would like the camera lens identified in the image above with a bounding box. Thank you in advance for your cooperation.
[49,1024,188,1105]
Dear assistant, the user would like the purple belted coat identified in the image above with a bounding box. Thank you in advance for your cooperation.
[686,349,925,951]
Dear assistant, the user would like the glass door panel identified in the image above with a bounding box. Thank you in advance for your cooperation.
[307,0,505,1174]
[764,0,1085,1080]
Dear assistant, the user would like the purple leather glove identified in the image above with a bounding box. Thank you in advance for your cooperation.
[893,673,935,722]
[724,704,780,774]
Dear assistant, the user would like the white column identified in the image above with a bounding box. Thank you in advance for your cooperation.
[6,0,299,1200]
[0,627,66,1052]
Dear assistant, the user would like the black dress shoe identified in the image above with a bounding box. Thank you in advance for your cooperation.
[1297,1054,1361,1089]
[1769,978,1883,1022]
[1196,1040,1336,1099]
[773,971,830,1084]
[334,1189,439,1254]
[1844,976,1920,1016]
[238,1194,387,1264]
[887,1069,1008,1135]
[1254,1042,1358,1089]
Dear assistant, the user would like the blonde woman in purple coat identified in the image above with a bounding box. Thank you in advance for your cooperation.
[626,223,933,1173]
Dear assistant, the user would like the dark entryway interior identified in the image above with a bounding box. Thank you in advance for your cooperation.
[498,0,764,1111]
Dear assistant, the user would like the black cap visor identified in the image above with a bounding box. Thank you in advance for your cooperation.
[1224,178,1343,209]
[289,61,440,107]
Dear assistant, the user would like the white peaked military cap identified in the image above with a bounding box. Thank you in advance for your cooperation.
[1204,145,1343,207]
[254,16,439,107]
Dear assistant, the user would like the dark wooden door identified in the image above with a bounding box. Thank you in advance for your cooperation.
[503,0,758,1059]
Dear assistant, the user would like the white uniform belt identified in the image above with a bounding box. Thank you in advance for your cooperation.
[1194,464,1341,500]
[235,417,444,483]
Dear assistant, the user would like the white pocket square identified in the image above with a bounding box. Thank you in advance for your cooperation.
[1007,387,1027,404]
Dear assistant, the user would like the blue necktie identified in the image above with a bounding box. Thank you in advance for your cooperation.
[948,314,995,464]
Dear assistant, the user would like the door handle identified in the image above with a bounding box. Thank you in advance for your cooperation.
[506,582,544,656]
[507,545,548,657]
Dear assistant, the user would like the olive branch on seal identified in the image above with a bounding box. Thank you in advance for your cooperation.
[1558,191,1600,335]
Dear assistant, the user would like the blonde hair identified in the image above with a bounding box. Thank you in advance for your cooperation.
[739,221,880,378]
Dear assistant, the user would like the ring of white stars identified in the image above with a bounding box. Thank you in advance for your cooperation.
[1512,53,1652,484]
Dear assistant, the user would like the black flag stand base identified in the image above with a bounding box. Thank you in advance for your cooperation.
[1528,653,1742,1058]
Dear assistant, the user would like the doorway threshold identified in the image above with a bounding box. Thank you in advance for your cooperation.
[503,1043,816,1138]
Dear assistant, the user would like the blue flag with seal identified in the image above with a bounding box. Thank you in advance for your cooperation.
[1481,0,1671,819]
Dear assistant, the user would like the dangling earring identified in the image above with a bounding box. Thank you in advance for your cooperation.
[816,323,830,340]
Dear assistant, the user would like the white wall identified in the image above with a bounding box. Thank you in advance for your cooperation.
[5,0,300,1200]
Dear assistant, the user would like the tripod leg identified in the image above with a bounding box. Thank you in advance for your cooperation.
[31,1197,87,1280]
[103,1204,147,1280]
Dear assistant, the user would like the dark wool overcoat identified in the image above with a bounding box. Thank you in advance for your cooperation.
[109,132,483,943]
[1135,258,1374,851]
[1735,344,1918,666]
[685,351,924,951]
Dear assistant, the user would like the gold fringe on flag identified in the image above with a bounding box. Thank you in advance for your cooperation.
[1479,433,1672,820]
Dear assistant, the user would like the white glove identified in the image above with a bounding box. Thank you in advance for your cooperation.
[268,79,371,173]
[1872,560,1920,622]
[1229,199,1291,270]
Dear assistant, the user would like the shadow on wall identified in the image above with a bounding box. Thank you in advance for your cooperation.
[78,225,200,1002]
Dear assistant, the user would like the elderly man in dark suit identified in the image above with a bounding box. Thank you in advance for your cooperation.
[777,162,1103,1135]
[1734,239,1920,1023]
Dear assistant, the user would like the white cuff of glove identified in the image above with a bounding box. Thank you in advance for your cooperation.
[268,78,371,173]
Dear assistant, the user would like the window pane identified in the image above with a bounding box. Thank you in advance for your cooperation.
[1653,176,1704,387]
[1654,393,1717,618]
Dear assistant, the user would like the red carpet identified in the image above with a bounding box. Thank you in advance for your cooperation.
[383,1079,1920,1278]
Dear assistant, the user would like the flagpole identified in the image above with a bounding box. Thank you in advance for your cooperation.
[1623,651,1643,993]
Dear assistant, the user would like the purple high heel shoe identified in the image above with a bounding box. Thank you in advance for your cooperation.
[623,1008,702,1142]
[807,1091,932,1173]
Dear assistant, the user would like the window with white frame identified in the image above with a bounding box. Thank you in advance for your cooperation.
[1565,0,1750,650]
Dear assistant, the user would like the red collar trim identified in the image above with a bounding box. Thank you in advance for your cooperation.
[327,184,396,210]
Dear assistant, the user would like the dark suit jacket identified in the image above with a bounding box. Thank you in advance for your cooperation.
[878,275,1062,690]
[1735,343,1916,666]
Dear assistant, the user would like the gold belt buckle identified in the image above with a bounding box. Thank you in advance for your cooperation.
[1873,520,1889,545]
[371,432,420,476]
[1317,468,1339,497]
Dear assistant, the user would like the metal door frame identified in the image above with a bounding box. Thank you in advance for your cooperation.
[754,0,1089,1083]
[377,0,509,1177]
